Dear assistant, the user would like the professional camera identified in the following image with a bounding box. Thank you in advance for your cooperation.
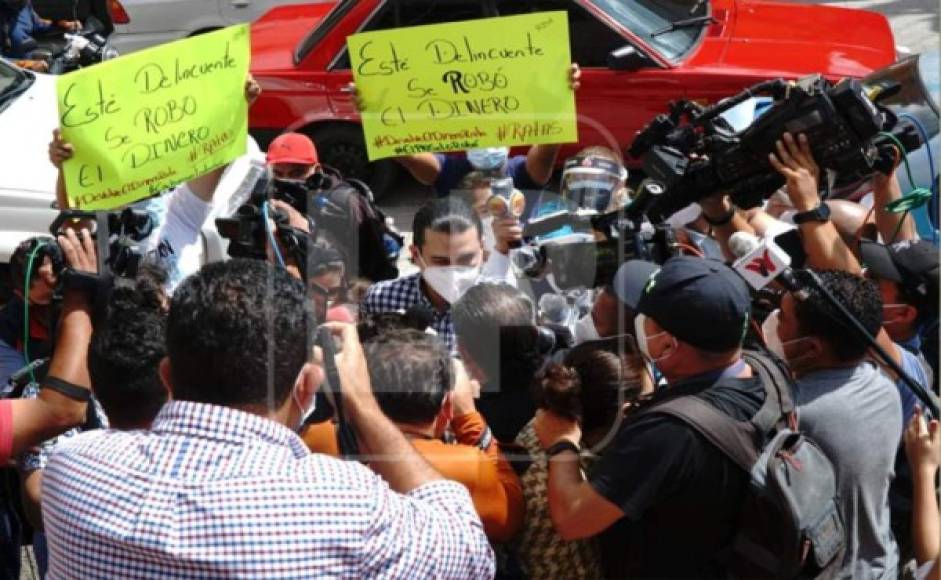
[49,208,154,279]
[512,180,678,290]
[215,169,334,280]
[629,74,921,222]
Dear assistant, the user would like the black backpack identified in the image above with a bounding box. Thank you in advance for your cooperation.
[306,168,402,283]
[644,350,845,579]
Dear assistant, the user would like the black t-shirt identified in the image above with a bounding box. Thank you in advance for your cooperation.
[589,374,766,578]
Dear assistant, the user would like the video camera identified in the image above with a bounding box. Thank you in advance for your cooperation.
[629,74,921,222]
[216,168,309,260]
[49,208,154,280]
[513,180,678,290]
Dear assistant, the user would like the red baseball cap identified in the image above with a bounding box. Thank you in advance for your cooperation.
[267,132,319,165]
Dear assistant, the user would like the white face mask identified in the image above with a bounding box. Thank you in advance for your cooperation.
[633,313,673,363]
[420,256,481,304]
[761,309,787,360]
[291,385,317,432]
[467,147,509,171]
[573,313,600,344]
[761,309,816,367]
[481,216,496,253]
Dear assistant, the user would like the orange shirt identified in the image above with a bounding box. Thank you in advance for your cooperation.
[300,412,524,542]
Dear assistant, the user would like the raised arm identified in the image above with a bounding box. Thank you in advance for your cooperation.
[872,169,918,243]
[904,407,940,570]
[533,409,624,540]
[699,193,757,261]
[8,228,96,456]
[769,133,862,275]
[395,154,443,186]
[523,64,581,186]
[770,133,907,370]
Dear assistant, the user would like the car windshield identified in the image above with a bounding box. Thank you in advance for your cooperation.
[0,60,30,110]
[587,0,709,62]
[295,0,358,65]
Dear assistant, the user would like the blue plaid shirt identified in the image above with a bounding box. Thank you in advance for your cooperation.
[18,381,108,474]
[361,273,458,352]
[41,400,494,579]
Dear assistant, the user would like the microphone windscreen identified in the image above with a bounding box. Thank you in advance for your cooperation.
[729,231,761,259]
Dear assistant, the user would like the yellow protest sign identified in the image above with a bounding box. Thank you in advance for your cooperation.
[348,12,577,161]
[57,25,249,210]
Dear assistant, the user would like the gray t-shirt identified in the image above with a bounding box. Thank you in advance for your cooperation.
[795,362,902,580]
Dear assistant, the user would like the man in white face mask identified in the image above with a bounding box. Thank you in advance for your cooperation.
[762,269,903,579]
[361,198,488,353]
[532,256,771,578]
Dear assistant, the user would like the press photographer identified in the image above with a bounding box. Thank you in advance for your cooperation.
[0,228,96,579]
[256,131,402,283]
[534,255,846,578]
[40,259,496,577]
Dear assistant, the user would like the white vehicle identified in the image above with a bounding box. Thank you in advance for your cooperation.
[0,60,59,265]
[107,0,327,55]
[0,58,263,285]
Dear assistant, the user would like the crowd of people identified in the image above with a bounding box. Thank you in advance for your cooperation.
[0,63,937,580]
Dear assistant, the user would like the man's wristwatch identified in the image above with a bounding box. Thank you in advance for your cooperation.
[792,202,831,225]
[546,440,580,457]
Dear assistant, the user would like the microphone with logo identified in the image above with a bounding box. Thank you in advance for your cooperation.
[729,232,809,300]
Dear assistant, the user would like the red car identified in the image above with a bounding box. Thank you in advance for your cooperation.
[249,0,896,194]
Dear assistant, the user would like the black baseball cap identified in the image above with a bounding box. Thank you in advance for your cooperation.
[860,239,939,314]
[613,256,752,352]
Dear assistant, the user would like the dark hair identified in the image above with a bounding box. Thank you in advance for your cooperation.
[88,264,169,429]
[533,343,644,431]
[166,259,313,408]
[452,283,542,391]
[10,236,55,292]
[363,328,453,425]
[795,269,883,361]
[894,280,936,322]
[412,197,482,248]
[357,309,434,342]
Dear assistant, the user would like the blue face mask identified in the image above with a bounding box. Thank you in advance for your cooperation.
[467,148,509,171]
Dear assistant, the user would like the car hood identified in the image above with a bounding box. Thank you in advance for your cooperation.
[0,69,58,200]
[251,3,334,72]
[715,0,895,78]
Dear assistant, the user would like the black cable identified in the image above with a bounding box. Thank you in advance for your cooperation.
[803,270,939,417]
[316,327,359,457]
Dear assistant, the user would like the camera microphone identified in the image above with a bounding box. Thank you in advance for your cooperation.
[730,232,807,298]
[624,178,666,223]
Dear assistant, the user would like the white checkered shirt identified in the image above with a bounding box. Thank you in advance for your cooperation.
[41,400,495,579]
[361,273,457,352]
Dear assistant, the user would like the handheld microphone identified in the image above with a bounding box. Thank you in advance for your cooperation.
[730,232,807,298]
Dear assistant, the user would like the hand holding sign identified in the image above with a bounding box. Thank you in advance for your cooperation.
[348,12,578,161]
[56,25,250,210]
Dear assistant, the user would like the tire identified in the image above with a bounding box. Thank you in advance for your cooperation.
[310,124,399,201]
